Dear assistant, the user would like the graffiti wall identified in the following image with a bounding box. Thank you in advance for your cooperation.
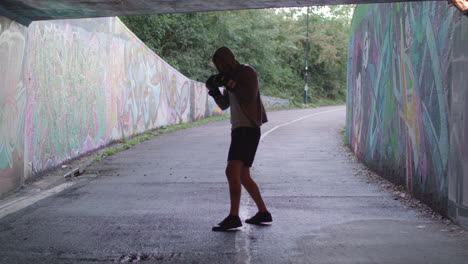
[347,2,468,222]
[447,13,468,228]
[24,17,225,177]
[0,16,225,197]
[0,17,27,196]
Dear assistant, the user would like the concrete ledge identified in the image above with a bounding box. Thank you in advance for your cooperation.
[448,199,468,230]
[261,95,289,109]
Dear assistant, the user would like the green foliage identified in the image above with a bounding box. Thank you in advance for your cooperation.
[119,6,354,105]
[340,126,349,146]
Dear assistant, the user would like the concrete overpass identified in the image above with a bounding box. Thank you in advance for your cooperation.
[1,0,446,26]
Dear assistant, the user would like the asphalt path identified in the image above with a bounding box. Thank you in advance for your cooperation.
[1,105,468,264]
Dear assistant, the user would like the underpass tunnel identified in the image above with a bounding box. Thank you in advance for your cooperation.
[0,0,467,230]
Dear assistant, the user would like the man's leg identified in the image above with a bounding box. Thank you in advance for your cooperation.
[225,160,244,216]
[212,160,244,231]
[240,166,267,212]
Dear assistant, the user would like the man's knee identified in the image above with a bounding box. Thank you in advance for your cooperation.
[241,176,252,186]
[226,160,243,183]
[240,166,251,179]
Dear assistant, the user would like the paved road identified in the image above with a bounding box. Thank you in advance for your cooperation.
[1,105,467,263]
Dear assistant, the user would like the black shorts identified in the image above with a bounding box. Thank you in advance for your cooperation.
[228,127,261,167]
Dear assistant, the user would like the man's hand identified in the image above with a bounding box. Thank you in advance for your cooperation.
[225,79,237,90]
[208,88,222,99]
[205,74,218,91]
[206,73,237,94]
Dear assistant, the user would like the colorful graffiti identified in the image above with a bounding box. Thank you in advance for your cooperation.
[447,12,468,228]
[0,17,27,196]
[347,2,468,216]
[23,17,226,176]
[25,19,109,174]
[0,16,227,197]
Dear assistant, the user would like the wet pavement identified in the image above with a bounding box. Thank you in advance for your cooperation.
[0,105,467,263]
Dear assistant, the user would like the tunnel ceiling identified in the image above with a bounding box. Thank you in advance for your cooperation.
[1,0,444,26]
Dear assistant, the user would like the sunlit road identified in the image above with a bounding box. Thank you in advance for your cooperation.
[1,105,468,264]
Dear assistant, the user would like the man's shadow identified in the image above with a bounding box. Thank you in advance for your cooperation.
[213,223,272,232]
[248,223,271,227]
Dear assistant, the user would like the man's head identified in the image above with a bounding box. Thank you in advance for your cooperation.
[212,46,238,73]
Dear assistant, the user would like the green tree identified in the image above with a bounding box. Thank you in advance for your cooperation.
[119,5,354,105]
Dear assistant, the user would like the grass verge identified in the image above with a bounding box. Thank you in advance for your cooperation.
[267,97,346,111]
[93,114,230,163]
[340,127,349,147]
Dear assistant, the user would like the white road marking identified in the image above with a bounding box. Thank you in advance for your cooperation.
[231,107,345,263]
[236,199,252,264]
[0,182,76,219]
[260,107,345,141]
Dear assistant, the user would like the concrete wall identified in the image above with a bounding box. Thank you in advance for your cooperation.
[447,10,468,229]
[346,2,468,227]
[261,95,289,109]
[0,16,27,197]
[0,16,226,198]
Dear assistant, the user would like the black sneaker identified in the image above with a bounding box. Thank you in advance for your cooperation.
[245,211,272,224]
[212,215,242,231]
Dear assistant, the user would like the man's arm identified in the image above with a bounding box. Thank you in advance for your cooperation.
[206,74,230,110]
[209,88,230,110]
[228,66,258,105]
